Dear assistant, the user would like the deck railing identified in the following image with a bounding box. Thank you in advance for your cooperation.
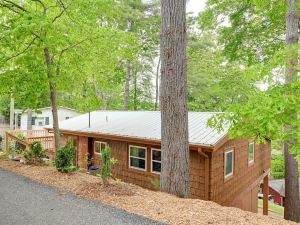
[5,129,54,155]
[8,129,52,139]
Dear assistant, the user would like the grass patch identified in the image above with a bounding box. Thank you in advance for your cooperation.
[258,199,284,215]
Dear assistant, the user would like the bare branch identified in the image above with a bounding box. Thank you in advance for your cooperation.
[3,36,38,62]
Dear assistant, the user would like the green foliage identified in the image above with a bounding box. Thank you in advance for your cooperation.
[16,133,26,140]
[100,145,117,184]
[0,0,160,112]
[24,141,46,165]
[199,0,286,65]
[187,33,256,111]
[271,154,284,179]
[55,139,77,173]
[202,0,300,164]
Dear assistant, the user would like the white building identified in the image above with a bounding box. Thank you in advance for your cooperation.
[20,107,81,130]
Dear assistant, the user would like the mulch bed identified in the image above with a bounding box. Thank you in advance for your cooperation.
[0,158,296,225]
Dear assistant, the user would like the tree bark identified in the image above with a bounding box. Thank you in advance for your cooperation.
[155,57,160,111]
[44,47,60,152]
[160,0,190,198]
[283,0,300,222]
[124,60,131,111]
[9,95,14,130]
[27,109,32,130]
[133,71,137,111]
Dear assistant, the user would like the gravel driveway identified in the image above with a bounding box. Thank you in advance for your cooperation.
[0,169,163,225]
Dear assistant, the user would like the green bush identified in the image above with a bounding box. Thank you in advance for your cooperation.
[24,141,46,165]
[55,139,77,173]
[16,133,26,140]
[100,145,117,185]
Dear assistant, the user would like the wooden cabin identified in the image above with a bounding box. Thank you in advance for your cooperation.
[47,111,271,214]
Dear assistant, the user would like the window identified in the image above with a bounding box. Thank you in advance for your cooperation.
[224,150,234,178]
[94,141,107,155]
[129,145,146,171]
[65,117,70,120]
[45,117,50,125]
[31,117,36,125]
[248,142,255,165]
[151,148,161,174]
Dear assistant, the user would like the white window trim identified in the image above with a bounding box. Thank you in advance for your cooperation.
[129,145,147,171]
[224,149,234,179]
[94,141,107,155]
[248,142,255,165]
[151,148,161,174]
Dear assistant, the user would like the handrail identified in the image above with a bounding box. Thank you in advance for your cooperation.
[6,130,54,153]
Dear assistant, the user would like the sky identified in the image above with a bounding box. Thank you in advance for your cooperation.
[186,0,207,15]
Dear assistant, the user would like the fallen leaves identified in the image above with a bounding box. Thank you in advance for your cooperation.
[0,159,296,225]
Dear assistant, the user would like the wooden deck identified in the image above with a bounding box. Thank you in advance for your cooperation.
[5,130,54,157]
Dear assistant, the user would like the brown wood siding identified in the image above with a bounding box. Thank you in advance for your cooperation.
[63,134,207,199]
[210,139,271,212]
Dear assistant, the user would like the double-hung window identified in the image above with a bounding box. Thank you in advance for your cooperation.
[224,149,234,179]
[248,142,255,165]
[94,141,107,155]
[151,148,161,174]
[129,145,146,171]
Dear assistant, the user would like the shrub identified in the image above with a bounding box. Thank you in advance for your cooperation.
[16,133,26,140]
[100,145,117,185]
[24,141,46,165]
[149,177,160,190]
[55,139,77,173]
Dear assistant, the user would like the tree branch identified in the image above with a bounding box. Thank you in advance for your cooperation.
[52,8,65,22]
[56,39,87,76]
[4,36,38,62]
[2,0,28,12]
[31,0,46,15]
[0,3,20,14]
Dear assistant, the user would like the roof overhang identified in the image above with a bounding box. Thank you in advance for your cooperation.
[46,128,218,151]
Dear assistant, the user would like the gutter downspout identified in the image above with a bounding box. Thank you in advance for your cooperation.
[198,148,210,200]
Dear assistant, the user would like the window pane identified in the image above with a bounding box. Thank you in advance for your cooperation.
[100,143,107,151]
[130,146,145,158]
[130,157,145,169]
[45,117,50,125]
[152,150,161,161]
[249,143,254,162]
[152,162,161,173]
[95,142,101,153]
[225,152,233,176]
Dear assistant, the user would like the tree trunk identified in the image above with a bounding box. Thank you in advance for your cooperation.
[124,60,131,111]
[9,95,14,130]
[44,47,60,152]
[160,0,190,198]
[133,71,137,111]
[283,0,300,222]
[27,109,32,130]
[155,57,160,111]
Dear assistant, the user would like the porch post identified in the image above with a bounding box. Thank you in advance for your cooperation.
[14,113,18,130]
[263,175,269,215]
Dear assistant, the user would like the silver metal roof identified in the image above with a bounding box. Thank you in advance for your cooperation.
[57,111,227,147]
[269,179,285,197]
